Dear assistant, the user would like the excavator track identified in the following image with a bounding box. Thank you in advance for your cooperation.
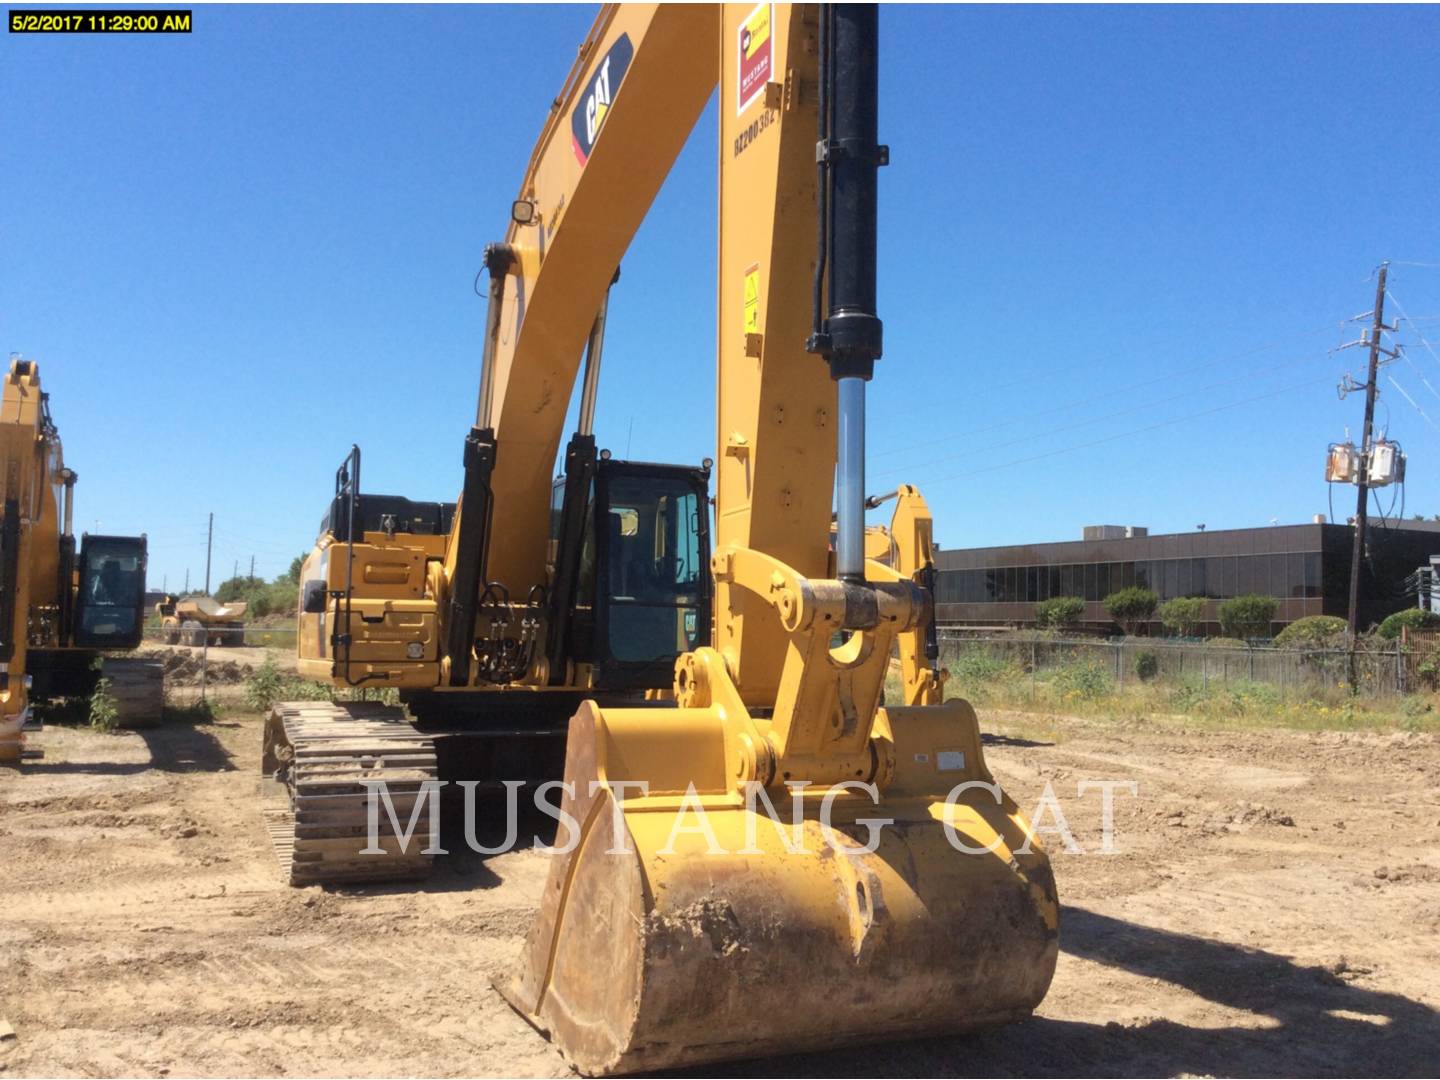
[261,700,439,886]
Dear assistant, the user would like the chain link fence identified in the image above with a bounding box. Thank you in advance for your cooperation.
[143,623,297,648]
[937,632,1422,699]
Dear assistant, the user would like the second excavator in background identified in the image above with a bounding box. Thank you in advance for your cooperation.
[0,358,160,764]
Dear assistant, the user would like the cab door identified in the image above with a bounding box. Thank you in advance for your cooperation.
[593,462,711,690]
[73,535,147,649]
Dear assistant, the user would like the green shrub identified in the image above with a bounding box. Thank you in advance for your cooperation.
[288,679,334,701]
[1035,595,1085,629]
[1218,595,1277,641]
[1104,587,1158,635]
[1052,659,1112,700]
[1134,650,1160,680]
[1157,596,1205,638]
[244,653,286,711]
[1224,680,1281,715]
[1169,676,1210,710]
[1377,608,1440,641]
[1273,615,1347,649]
[245,652,332,710]
[950,648,1012,684]
[210,556,306,619]
[88,677,119,732]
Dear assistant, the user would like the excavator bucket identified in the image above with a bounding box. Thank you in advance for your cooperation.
[503,698,1058,1075]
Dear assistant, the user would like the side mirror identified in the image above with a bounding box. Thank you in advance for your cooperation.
[302,579,329,615]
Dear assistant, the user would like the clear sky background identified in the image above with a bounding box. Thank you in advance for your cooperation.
[4,3,1439,592]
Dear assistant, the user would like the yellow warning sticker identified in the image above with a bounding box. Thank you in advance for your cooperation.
[743,263,760,334]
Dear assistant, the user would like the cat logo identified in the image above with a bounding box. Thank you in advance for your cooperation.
[571,33,634,167]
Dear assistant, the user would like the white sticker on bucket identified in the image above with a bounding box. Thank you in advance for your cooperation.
[937,750,967,772]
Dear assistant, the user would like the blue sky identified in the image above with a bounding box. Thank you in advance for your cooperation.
[4,3,1439,591]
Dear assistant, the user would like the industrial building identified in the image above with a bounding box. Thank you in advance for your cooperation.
[934,520,1440,636]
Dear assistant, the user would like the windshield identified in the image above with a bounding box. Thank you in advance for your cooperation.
[603,474,706,666]
[78,539,144,642]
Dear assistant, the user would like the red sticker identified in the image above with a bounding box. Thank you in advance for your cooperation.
[737,3,772,116]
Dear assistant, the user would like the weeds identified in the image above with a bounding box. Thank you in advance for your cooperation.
[244,652,332,711]
[939,643,1440,732]
[1052,660,1112,701]
[88,677,120,732]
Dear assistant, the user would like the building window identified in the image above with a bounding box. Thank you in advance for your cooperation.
[1288,552,1305,598]
[1267,553,1286,598]
[1205,557,1225,598]
[1236,557,1256,596]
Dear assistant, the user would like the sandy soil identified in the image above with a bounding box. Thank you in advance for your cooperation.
[1,707,1437,1077]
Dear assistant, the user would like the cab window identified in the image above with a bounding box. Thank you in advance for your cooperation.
[76,537,146,647]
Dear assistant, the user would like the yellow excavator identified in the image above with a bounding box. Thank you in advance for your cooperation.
[0,359,158,765]
[263,4,1056,1072]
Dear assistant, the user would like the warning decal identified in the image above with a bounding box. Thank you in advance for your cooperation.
[743,264,760,335]
[737,3,773,116]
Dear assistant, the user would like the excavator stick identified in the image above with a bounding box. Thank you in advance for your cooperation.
[504,693,1058,1075]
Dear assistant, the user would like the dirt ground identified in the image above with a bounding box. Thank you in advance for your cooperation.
[2,702,1438,1078]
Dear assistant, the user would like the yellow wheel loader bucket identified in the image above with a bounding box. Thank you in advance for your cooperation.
[502,697,1058,1075]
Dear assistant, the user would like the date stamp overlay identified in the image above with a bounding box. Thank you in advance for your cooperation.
[9,8,191,33]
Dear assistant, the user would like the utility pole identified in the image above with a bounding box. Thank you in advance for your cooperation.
[184,568,189,593]
[1346,265,1388,642]
[249,555,255,584]
[1345,264,1393,645]
[203,512,213,595]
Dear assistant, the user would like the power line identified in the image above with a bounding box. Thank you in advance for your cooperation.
[1385,374,1440,434]
[1388,288,1440,374]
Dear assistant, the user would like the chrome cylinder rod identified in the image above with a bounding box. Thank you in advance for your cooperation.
[836,376,866,582]
[577,288,612,437]
[61,469,75,537]
[475,244,515,430]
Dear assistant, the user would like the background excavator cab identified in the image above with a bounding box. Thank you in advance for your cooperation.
[72,534,147,649]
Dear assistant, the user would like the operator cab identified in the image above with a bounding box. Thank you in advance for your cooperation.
[73,534,148,649]
[550,457,711,690]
